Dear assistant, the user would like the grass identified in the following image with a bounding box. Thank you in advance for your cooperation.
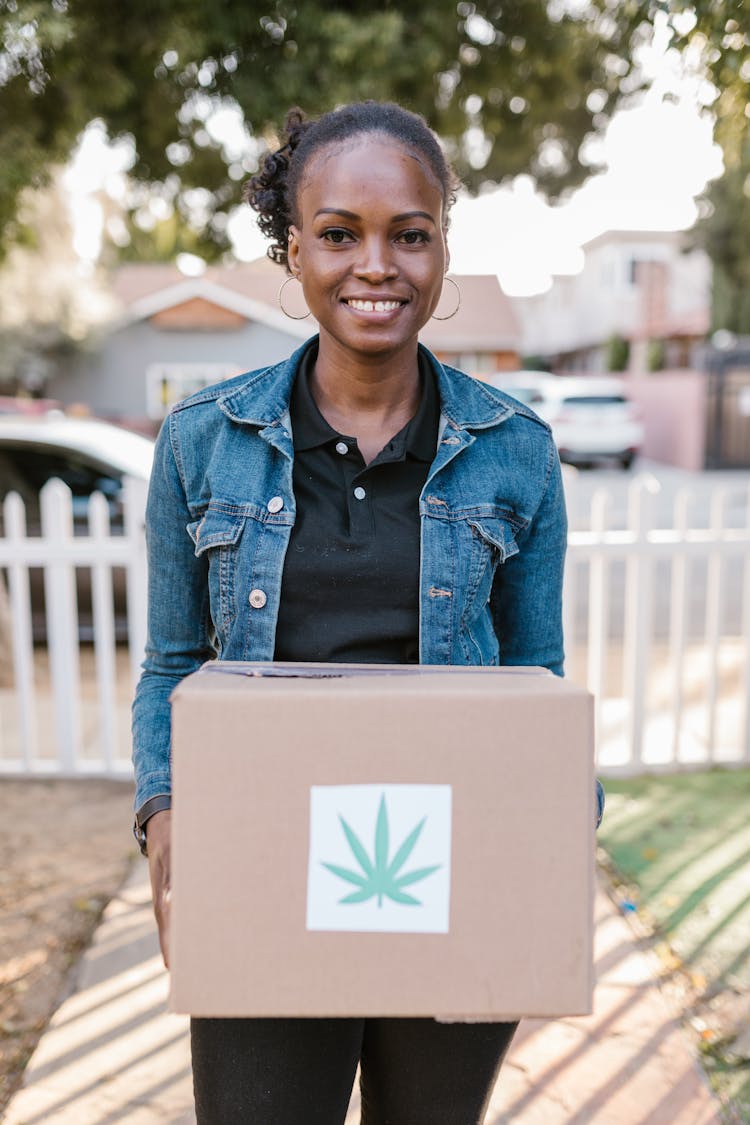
[598,768,750,1123]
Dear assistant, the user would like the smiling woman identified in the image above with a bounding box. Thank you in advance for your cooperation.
[244,103,459,465]
[131,101,578,1125]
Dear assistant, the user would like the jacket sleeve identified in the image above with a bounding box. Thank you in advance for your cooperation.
[491,436,567,676]
[131,413,214,810]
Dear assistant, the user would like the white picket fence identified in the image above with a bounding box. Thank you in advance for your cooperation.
[0,477,147,776]
[564,474,750,775]
[1,473,749,778]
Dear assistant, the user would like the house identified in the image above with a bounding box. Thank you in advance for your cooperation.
[513,229,711,373]
[47,258,521,432]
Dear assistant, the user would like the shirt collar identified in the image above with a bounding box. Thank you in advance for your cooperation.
[290,344,439,462]
[289,344,342,452]
[216,335,516,434]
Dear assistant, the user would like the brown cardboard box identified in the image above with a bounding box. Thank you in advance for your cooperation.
[169,663,594,1019]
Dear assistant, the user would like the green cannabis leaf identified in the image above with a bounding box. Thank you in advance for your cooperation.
[322,793,441,908]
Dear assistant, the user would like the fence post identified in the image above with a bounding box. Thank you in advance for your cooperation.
[622,474,660,769]
[3,492,37,766]
[41,479,81,772]
[561,466,578,663]
[89,491,118,770]
[669,489,692,762]
[124,476,149,690]
[705,488,730,759]
[587,488,611,741]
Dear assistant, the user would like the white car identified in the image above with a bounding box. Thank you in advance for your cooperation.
[480,370,552,410]
[0,413,155,638]
[482,372,643,469]
[0,413,154,517]
[535,376,644,469]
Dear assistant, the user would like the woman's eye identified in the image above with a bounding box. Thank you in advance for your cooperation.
[397,229,430,245]
[322,228,354,244]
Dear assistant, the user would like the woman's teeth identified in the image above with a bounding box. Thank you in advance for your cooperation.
[346,299,402,312]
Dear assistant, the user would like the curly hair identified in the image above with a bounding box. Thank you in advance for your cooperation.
[244,101,460,271]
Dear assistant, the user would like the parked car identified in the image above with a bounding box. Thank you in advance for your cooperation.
[482,372,643,469]
[535,376,644,469]
[480,370,552,409]
[0,414,154,640]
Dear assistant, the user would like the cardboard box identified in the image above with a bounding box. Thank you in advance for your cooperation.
[169,663,594,1020]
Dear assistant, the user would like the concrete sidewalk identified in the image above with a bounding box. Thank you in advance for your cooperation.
[5,864,721,1125]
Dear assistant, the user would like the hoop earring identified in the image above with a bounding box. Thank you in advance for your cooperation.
[431,275,461,321]
[278,275,311,320]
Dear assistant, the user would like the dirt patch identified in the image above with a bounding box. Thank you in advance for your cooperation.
[0,778,136,1113]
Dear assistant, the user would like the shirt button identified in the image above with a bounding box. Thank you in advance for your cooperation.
[335,441,349,455]
[248,588,267,609]
[267,496,284,513]
[353,486,366,500]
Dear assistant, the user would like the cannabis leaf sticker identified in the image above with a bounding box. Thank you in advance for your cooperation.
[322,793,441,907]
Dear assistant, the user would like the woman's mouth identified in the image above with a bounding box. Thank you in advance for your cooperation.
[343,298,406,313]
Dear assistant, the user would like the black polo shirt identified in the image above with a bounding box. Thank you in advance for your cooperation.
[273,347,440,664]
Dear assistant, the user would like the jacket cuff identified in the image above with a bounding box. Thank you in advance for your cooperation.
[133,794,172,856]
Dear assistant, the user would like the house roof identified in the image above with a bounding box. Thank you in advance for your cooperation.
[581,229,691,252]
[114,258,311,340]
[111,259,521,351]
[420,274,521,352]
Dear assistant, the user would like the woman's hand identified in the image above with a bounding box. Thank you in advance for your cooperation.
[146,809,172,968]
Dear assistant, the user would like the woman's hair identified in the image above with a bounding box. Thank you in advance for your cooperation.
[244,101,460,270]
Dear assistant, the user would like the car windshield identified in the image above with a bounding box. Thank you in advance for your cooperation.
[561,395,628,407]
[0,444,120,499]
[506,387,544,405]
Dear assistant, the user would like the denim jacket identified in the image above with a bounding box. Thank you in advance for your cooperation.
[131,338,568,813]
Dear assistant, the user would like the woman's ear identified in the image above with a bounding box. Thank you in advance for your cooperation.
[287,225,301,277]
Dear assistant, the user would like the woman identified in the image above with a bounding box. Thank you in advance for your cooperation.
[132,101,591,1124]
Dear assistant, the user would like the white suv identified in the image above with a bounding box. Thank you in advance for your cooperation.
[482,372,643,469]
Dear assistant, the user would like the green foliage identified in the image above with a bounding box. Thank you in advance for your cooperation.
[606,333,630,372]
[647,338,665,372]
[0,0,649,259]
[657,1,750,334]
[2,0,748,305]
[323,794,440,908]
[693,152,750,334]
[599,769,750,1121]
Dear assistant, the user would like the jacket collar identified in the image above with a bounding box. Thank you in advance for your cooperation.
[217,335,516,431]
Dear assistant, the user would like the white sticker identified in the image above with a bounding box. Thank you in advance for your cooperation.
[306,784,452,933]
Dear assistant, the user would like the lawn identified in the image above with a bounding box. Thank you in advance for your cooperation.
[598,768,750,1124]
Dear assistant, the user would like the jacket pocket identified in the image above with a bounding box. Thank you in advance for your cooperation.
[456,515,521,663]
[466,515,520,564]
[188,505,246,556]
[186,504,247,634]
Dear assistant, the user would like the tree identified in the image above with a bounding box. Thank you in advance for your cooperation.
[593,1,749,332]
[1,0,747,304]
[0,0,653,259]
[0,172,112,392]
[683,4,750,332]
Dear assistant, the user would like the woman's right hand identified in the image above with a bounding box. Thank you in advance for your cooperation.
[145,809,172,968]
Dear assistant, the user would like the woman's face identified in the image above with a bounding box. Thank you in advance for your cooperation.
[288,136,449,362]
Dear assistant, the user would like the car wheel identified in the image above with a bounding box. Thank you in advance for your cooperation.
[620,453,635,470]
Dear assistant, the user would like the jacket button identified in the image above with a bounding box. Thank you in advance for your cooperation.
[267,496,284,513]
[249,588,267,609]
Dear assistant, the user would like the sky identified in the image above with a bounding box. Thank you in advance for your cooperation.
[65,57,724,298]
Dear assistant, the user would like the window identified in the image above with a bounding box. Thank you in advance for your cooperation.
[146,363,241,419]
[443,353,497,375]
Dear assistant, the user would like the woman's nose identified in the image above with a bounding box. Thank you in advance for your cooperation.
[353,237,397,281]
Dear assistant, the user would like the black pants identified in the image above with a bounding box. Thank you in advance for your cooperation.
[191,1016,517,1125]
